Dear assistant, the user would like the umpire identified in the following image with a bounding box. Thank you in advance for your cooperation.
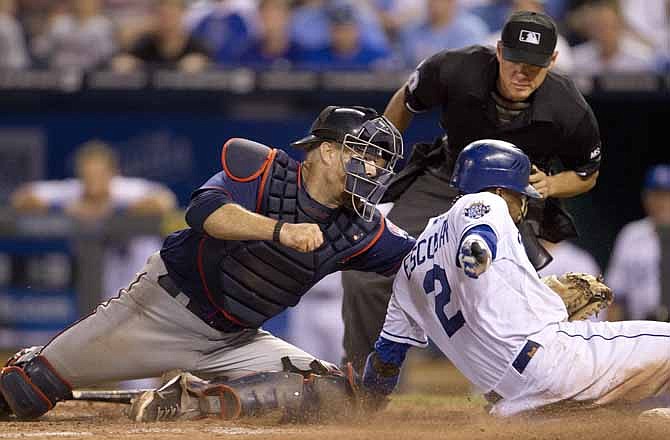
[342,10,602,371]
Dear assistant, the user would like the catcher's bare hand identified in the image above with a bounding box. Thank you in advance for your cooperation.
[279,223,324,252]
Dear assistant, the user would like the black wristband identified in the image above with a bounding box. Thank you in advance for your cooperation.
[273,220,284,243]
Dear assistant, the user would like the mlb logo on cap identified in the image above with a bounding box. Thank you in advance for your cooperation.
[501,11,557,67]
[519,30,541,45]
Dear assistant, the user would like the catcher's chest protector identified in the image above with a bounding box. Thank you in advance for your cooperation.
[199,149,382,328]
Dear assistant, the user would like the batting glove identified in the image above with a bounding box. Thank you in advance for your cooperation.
[459,235,492,279]
[363,351,400,401]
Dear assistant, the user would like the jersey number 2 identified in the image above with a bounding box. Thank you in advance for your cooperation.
[423,264,465,337]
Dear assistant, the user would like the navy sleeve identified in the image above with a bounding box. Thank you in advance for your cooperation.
[185,190,233,232]
[404,51,449,113]
[561,108,602,177]
[344,217,416,275]
[184,171,260,233]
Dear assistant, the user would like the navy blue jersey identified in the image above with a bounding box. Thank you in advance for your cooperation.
[160,138,415,328]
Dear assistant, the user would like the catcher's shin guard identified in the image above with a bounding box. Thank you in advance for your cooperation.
[223,371,305,417]
[0,346,72,419]
[207,357,358,422]
[279,356,360,422]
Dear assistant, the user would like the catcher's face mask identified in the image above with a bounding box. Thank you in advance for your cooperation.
[340,116,403,221]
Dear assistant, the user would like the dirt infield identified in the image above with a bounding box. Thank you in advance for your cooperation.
[1,357,669,440]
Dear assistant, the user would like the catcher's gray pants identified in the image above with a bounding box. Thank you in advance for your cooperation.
[41,252,318,387]
[341,173,457,371]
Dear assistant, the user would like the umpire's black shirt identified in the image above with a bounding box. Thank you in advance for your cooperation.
[405,45,601,177]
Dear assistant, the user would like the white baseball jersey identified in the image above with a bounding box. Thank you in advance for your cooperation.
[606,217,660,319]
[382,192,567,391]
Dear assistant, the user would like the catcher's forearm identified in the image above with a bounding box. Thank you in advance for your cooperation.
[203,203,278,241]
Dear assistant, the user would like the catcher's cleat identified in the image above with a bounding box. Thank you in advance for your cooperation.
[129,372,241,422]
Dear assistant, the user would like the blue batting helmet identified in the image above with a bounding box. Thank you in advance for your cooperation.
[450,139,542,198]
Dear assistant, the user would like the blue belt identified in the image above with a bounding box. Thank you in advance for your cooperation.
[512,340,541,374]
[485,340,541,404]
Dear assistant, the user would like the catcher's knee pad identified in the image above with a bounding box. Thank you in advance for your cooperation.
[0,346,72,419]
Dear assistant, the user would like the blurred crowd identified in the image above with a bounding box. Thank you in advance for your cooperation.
[0,0,668,75]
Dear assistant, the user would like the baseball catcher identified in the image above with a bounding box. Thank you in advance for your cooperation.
[542,272,614,321]
[0,106,415,422]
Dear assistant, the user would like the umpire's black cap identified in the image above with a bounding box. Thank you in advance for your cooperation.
[291,106,380,149]
[501,10,557,67]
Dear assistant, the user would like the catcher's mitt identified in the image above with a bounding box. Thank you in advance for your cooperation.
[541,272,614,321]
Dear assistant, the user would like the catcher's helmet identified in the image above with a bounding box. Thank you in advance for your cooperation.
[450,139,541,198]
[292,106,403,221]
[291,106,380,148]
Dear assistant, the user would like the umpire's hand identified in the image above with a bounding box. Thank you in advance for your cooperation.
[280,223,324,252]
[529,165,552,198]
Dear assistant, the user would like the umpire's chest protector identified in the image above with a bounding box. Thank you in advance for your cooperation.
[199,139,383,328]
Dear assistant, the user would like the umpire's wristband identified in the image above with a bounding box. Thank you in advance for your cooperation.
[273,220,285,243]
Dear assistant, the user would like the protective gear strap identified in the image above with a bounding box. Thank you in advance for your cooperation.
[0,356,72,419]
[281,356,330,377]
